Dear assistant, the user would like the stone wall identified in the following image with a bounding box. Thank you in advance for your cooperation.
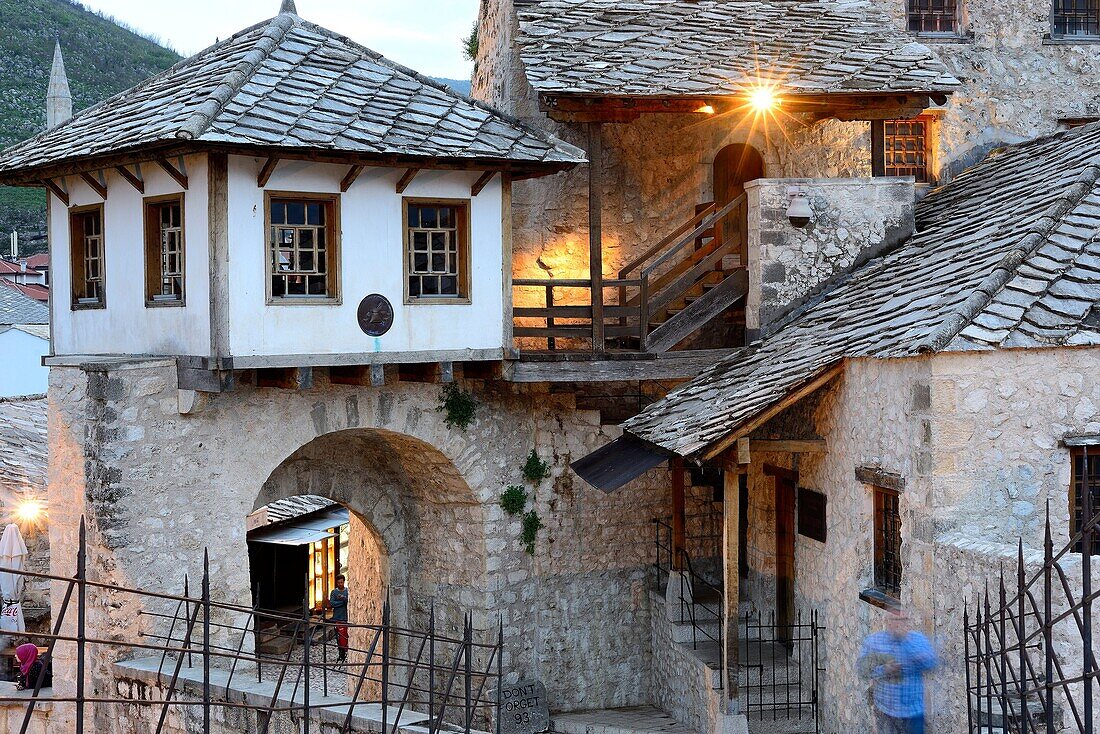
[46,361,671,729]
[738,346,1100,732]
[648,591,720,734]
[745,178,916,334]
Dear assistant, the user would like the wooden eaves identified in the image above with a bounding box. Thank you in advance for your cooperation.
[539,91,951,124]
[0,141,580,188]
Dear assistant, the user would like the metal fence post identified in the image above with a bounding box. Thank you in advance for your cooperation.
[382,599,390,734]
[1083,445,1094,734]
[496,617,504,734]
[303,591,311,734]
[464,615,473,734]
[429,604,436,734]
[76,516,87,734]
[1043,504,1055,734]
[202,550,211,734]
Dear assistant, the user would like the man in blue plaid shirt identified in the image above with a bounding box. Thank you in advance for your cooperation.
[858,607,938,734]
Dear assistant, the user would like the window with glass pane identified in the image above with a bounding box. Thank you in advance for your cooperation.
[873,486,902,598]
[69,206,105,309]
[908,0,957,33]
[405,201,468,301]
[1052,0,1100,37]
[1071,447,1100,555]
[268,196,337,299]
[145,197,185,304]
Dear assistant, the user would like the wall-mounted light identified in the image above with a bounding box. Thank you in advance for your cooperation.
[14,500,44,524]
[748,86,778,113]
[786,187,813,228]
[695,104,716,115]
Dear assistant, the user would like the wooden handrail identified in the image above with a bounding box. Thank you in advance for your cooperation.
[619,203,716,277]
[642,193,745,278]
[513,278,642,289]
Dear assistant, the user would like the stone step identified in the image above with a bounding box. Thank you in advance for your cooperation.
[551,705,695,734]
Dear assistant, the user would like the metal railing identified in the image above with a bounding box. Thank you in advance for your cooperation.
[0,517,502,734]
[652,518,724,655]
[740,610,823,733]
[964,496,1099,733]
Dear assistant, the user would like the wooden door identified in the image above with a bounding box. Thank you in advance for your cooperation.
[774,475,796,647]
[713,144,764,267]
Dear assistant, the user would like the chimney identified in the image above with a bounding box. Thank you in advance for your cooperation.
[47,41,72,129]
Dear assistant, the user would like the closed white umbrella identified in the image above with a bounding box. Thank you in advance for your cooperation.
[0,523,28,635]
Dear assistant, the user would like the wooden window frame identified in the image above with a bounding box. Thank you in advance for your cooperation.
[872,116,936,184]
[402,197,471,305]
[872,485,902,600]
[69,204,106,311]
[265,191,341,305]
[907,0,959,34]
[1070,446,1100,555]
[143,193,186,307]
[1051,0,1100,39]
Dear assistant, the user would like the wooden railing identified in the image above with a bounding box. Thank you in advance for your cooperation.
[512,195,746,352]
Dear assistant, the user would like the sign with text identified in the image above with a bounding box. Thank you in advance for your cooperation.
[498,679,549,734]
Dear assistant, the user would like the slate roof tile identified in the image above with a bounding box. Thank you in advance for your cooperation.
[0,284,49,326]
[624,123,1100,458]
[514,0,959,99]
[0,10,584,178]
[0,398,46,494]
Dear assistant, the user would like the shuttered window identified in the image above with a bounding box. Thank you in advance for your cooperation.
[908,0,958,33]
[1071,447,1100,555]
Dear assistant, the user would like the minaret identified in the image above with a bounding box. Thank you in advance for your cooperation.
[280,0,297,14]
[47,41,72,129]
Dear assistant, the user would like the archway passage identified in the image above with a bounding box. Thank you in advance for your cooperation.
[714,143,765,267]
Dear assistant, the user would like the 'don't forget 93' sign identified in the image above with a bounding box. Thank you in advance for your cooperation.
[497,679,549,734]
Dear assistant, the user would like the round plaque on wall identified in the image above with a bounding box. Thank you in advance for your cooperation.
[357,294,394,337]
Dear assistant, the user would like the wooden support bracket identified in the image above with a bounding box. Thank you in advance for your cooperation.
[115,165,145,193]
[42,179,69,206]
[396,168,420,194]
[748,439,827,454]
[79,172,108,199]
[157,158,189,190]
[471,171,496,196]
[257,157,279,188]
[328,364,389,387]
[340,164,365,192]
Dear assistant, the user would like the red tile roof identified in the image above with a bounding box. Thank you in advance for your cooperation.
[0,279,48,303]
[24,254,48,269]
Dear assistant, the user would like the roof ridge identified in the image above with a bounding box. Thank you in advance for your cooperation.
[177,14,299,141]
[916,160,1100,353]
[291,19,587,160]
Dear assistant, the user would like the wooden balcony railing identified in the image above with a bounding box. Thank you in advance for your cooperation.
[513,194,747,353]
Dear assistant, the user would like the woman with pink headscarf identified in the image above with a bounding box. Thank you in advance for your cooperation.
[15,643,48,690]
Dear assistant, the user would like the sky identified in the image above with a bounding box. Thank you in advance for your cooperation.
[79,0,481,79]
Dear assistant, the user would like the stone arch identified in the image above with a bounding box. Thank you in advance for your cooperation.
[252,426,490,636]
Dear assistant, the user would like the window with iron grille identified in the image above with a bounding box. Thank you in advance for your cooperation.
[1071,447,1100,555]
[69,205,105,309]
[872,119,932,183]
[405,199,470,302]
[908,0,958,33]
[267,194,339,301]
[144,195,185,306]
[1052,0,1100,37]
[873,486,902,598]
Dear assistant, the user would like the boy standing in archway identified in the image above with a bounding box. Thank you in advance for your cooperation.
[328,574,350,662]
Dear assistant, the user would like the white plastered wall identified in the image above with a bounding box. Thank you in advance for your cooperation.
[226,156,505,359]
[48,154,212,357]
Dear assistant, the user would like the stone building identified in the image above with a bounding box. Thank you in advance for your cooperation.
[0,1,1095,733]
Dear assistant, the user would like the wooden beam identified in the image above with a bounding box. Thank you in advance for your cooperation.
[671,456,686,571]
[721,459,741,705]
[470,171,496,196]
[42,179,68,206]
[256,367,312,390]
[79,172,107,199]
[115,165,144,193]
[705,362,845,461]
[157,158,189,190]
[588,122,604,352]
[395,168,420,194]
[340,164,365,192]
[749,439,827,454]
[257,157,279,188]
[763,463,799,482]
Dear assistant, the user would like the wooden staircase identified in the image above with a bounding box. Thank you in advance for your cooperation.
[619,197,749,352]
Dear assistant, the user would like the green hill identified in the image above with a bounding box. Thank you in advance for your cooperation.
[0,0,180,254]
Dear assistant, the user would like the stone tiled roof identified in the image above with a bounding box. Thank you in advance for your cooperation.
[514,0,960,98]
[0,10,585,178]
[0,398,47,494]
[624,124,1100,458]
[0,284,49,326]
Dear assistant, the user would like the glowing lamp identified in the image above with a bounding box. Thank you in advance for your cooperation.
[14,500,44,524]
[695,104,716,115]
[748,86,778,112]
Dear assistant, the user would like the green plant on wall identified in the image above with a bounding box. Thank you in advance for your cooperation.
[462,21,479,62]
[521,510,543,555]
[500,485,527,516]
[522,449,551,484]
[437,383,477,431]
